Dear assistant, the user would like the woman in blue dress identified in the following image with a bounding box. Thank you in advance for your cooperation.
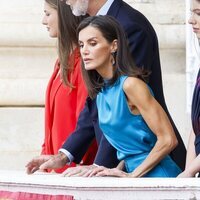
[78,15,181,177]
[178,0,200,178]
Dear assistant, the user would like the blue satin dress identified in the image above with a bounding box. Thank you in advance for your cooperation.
[96,76,181,177]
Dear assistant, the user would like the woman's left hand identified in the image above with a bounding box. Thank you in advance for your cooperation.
[90,166,128,177]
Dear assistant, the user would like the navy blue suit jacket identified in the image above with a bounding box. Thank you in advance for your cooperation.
[62,0,186,170]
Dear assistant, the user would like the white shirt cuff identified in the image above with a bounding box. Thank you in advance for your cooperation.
[59,148,74,164]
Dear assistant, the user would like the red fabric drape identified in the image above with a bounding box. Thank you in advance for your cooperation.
[0,191,74,200]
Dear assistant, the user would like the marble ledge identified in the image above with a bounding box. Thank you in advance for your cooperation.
[0,170,199,200]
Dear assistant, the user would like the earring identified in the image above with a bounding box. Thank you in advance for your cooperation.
[111,51,116,66]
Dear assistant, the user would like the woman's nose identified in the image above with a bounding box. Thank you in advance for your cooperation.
[82,46,89,55]
[188,14,196,25]
[42,16,47,25]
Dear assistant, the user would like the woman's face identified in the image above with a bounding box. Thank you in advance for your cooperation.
[42,2,58,38]
[189,0,200,38]
[78,26,117,79]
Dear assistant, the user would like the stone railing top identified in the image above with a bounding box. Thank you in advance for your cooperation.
[0,170,199,200]
[0,170,199,188]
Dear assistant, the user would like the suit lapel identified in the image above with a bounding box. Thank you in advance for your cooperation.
[45,60,60,153]
[45,60,60,126]
[49,70,62,114]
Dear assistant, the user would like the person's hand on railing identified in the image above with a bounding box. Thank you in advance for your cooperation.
[26,152,68,174]
[62,164,97,177]
[88,166,128,177]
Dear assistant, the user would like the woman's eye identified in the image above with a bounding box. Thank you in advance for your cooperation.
[90,42,96,46]
[79,44,83,48]
[45,13,50,16]
[191,11,200,17]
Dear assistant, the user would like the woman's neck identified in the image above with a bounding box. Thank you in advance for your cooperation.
[97,66,113,80]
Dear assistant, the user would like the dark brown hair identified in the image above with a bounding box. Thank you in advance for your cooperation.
[77,15,149,99]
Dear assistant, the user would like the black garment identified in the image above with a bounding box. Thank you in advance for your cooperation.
[192,69,200,157]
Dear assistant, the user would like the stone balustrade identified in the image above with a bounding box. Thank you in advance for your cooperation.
[0,170,199,200]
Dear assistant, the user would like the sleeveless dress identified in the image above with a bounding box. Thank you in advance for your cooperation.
[96,76,181,177]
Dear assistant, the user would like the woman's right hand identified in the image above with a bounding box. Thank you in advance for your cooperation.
[177,170,195,178]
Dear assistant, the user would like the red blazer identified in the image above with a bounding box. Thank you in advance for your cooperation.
[42,49,97,172]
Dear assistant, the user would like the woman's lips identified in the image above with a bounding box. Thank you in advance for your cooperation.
[193,28,200,33]
[83,58,92,63]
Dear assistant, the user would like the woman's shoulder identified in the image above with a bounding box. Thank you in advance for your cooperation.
[123,77,145,91]
[123,76,154,99]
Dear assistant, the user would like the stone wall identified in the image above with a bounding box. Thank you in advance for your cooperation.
[0,0,188,170]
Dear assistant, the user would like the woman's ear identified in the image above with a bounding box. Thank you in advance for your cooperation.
[111,39,118,53]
